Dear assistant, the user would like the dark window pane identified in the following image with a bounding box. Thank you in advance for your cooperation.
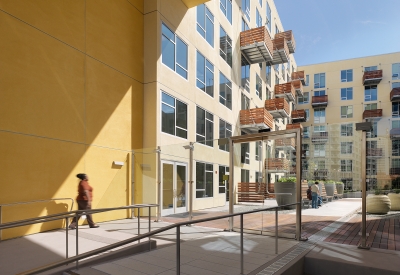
[162,36,175,70]
[162,103,175,135]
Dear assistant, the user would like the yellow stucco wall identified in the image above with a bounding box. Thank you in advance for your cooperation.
[0,0,144,239]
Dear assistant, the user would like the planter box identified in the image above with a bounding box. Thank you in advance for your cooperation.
[388,193,400,211]
[324,184,335,197]
[274,182,296,210]
[366,195,391,214]
[336,184,344,195]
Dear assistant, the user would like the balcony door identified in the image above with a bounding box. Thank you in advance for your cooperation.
[161,161,187,216]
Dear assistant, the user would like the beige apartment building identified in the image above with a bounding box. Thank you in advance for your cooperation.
[298,52,400,191]
[140,0,304,216]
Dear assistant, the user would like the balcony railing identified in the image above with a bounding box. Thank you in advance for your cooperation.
[291,110,307,123]
[265,98,290,118]
[312,132,328,142]
[239,108,273,132]
[265,158,290,172]
[390,168,400,175]
[271,37,289,65]
[390,128,400,139]
[311,95,328,107]
[367,148,383,158]
[275,138,295,149]
[291,80,303,96]
[390,87,400,101]
[363,109,382,119]
[240,27,273,64]
[274,30,295,54]
[286,123,303,130]
[291,71,305,85]
[363,70,383,85]
[274,82,296,102]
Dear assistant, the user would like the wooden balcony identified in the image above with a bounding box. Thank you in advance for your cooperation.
[390,87,400,101]
[363,70,382,85]
[271,37,289,65]
[311,95,328,108]
[181,0,210,8]
[291,110,307,123]
[274,30,295,54]
[265,98,290,119]
[367,148,383,158]
[362,109,382,119]
[240,27,273,64]
[239,108,273,133]
[291,70,305,85]
[291,80,303,96]
[274,82,296,102]
[390,128,400,139]
[275,138,295,149]
[312,132,328,143]
[286,123,303,130]
[265,158,290,172]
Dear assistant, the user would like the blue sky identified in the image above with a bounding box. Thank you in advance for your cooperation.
[274,0,400,66]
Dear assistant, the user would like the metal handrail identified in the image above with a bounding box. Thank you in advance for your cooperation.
[18,202,301,275]
[0,198,74,241]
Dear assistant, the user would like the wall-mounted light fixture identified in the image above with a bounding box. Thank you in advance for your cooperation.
[113,161,124,166]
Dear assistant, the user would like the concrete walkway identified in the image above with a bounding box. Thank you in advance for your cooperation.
[1,198,398,274]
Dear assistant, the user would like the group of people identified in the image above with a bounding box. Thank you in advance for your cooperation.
[307,181,323,209]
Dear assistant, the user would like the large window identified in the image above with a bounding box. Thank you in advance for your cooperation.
[241,142,250,164]
[305,75,310,86]
[365,103,377,110]
[314,73,326,89]
[393,63,400,79]
[220,0,232,24]
[256,74,262,99]
[341,123,353,136]
[242,0,250,21]
[298,92,309,104]
[305,109,310,122]
[303,126,310,138]
[161,92,187,139]
[218,165,229,193]
[341,88,353,100]
[341,142,353,154]
[241,56,250,92]
[341,105,353,118]
[365,85,377,101]
[241,169,250,182]
[255,141,261,161]
[196,162,213,198]
[364,66,377,72]
[219,72,232,109]
[341,160,352,172]
[367,159,377,176]
[314,144,326,157]
[393,102,400,118]
[314,90,325,96]
[266,2,271,32]
[341,69,353,82]
[196,106,214,147]
[241,18,249,31]
[219,119,232,151]
[256,8,262,27]
[392,140,400,156]
[393,82,400,89]
[196,51,214,97]
[197,4,214,47]
[366,120,377,138]
[162,23,188,79]
[220,26,232,67]
[314,108,326,123]
[266,65,271,86]
[241,93,250,110]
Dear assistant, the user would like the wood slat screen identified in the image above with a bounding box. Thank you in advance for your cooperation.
[363,70,383,82]
[274,82,295,98]
[239,108,274,129]
[291,70,305,81]
[363,109,382,119]
[274,30,295,53]
[238,182,266,203]
[390,87,400,101]
[265,98,290,114]
[240,27,273,54]
[312,95,328,104]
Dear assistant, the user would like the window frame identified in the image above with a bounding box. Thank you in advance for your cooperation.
[219,25,232,67]
[341,105,353,118]
[314,73,326,89]
[219,72,232,109]
[196,51,214,97]
[341,69,353,82]
[161,91,188,139]
[196,161,214,198]
[219,119,232,152]
[220,0,232,24]
[341,87,353,100]
[196,106,214,147]
[197,4,214,47]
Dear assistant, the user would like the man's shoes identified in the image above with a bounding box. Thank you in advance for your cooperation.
[68,225,76,229]
[90,225,100,228]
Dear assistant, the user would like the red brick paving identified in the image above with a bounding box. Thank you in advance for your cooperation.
[162,210,400,251]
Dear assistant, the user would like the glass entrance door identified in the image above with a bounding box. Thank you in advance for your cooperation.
[161,161,187,216]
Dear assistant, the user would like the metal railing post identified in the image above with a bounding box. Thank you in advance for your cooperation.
[75,212,79,270]
[275,208,278,254]
[0,205,2,241]
[240,214,244,275]
[148,206,151,251]
[189,142,194,223]
[229,138,234,231]
[176,225,180,275]
[138,208,141,243]
[65,217,69,259]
